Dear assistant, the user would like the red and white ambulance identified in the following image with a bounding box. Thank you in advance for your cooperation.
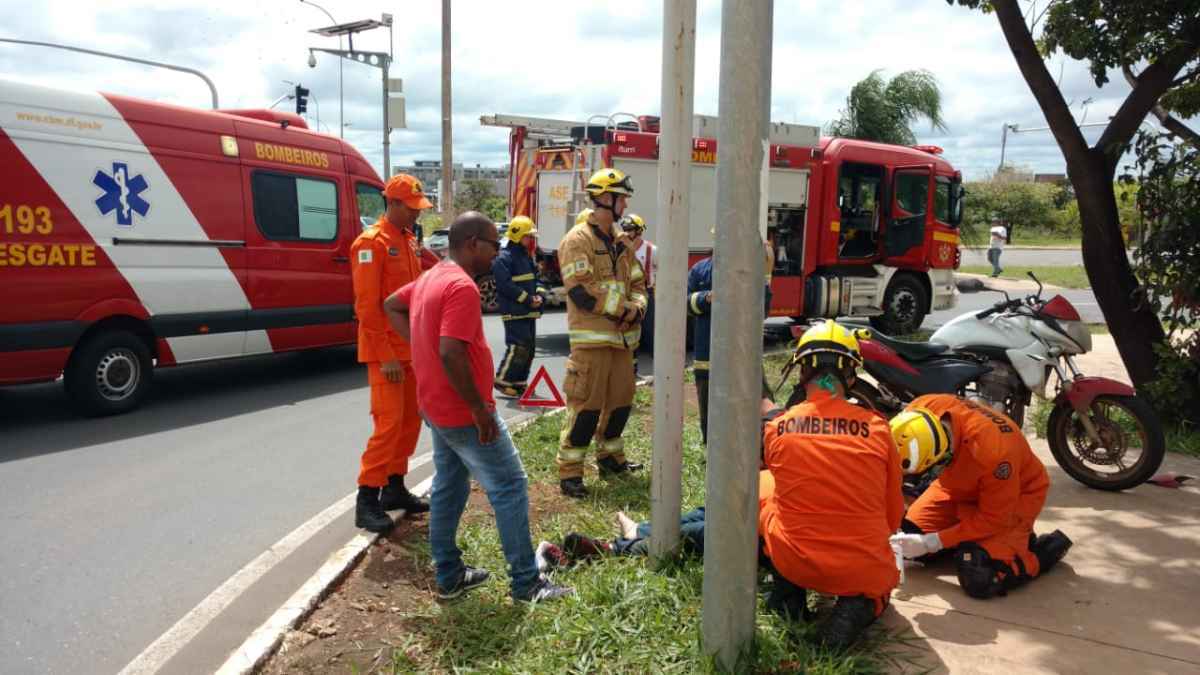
[0,78,391,415]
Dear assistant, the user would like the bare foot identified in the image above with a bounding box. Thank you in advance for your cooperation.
[616,511,639,540]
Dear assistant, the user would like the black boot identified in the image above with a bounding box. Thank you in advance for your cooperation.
[816,595,877,651]
[766,574,811,623]
[355,486,394,533]
[1031,530,1073,574]
[597,455,643,477]
[379,474,430,514]
[560,477,588,499]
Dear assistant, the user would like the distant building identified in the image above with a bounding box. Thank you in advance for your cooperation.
[1034,173,1068,185]
[393,161,509,207]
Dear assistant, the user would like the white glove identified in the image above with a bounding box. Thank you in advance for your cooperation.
[889,532,944,559]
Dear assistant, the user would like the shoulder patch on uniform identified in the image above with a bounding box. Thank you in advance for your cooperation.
[358,249,373,263]
[993,461,1012,480]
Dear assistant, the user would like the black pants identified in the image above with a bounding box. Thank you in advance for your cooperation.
[495,318,536,387]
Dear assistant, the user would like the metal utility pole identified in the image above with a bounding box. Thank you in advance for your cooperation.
[440,0,455,218]
[0,38,218,108]
[702,0,772,669]
[299,0,343,137]
[649,0,696,562]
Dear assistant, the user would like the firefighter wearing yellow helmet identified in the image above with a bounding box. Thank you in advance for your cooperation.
[492,215,548,396]
[555,168,647,498]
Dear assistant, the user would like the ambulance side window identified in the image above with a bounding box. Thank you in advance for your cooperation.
[356,183,385,230]
[251,171,338,242]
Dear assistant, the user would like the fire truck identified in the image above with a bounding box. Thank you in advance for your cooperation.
[480,113,963,335]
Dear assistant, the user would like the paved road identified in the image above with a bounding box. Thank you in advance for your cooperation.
[0,280,1101,674]
[958,247,1083,267]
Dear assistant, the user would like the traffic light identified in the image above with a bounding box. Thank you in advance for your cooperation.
[295,85,309,115]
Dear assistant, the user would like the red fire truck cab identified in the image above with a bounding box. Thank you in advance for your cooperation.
[482,113,962,335]
[0,78,395,415]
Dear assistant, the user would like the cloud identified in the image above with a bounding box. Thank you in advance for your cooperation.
[1,0,1194,183]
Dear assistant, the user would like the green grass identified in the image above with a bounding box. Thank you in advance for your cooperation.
[1029,398,1200,459]
[958,265,1092,289]
[381,386,927,674]
[1007,232,1079,247]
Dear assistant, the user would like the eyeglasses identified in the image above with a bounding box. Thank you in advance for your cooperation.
[475,236,502,252]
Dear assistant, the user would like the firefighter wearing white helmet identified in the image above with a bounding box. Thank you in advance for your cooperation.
[492,215,548,396]
[555,168,647,498]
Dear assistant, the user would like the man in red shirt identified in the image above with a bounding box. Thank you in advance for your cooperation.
[384,212,571,604]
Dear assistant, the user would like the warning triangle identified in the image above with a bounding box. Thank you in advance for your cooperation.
[518,365,566,408]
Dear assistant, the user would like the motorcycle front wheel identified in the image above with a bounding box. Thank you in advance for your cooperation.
[1047,394,1165,491]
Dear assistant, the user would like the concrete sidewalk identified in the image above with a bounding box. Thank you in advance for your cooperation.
[883,332,1200,673]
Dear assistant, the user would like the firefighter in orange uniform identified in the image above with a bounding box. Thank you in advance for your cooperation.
[758,320,903,650]
[556,169,647,499]
[889,394,1073,599]
[349,174,433,533]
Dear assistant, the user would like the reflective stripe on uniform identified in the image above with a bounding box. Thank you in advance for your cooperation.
[502,312,542,321]
[598,437,625,453]
[558,445,588,462]
[516,290,529,303]
[512,272,536,282]
[631,292,647,308]
[693,360,710,371]
[603,284,623,316]
[568,329,625,347]
[689,292,705,315]
[630,264,644,282]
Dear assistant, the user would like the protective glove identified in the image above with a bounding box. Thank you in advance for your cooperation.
[889,532,944,559]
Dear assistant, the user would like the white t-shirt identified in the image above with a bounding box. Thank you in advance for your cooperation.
[635,239,658,289]
[990,225,1007,250]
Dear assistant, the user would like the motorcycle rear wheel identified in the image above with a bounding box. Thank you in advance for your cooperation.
[1047,394,1165,491]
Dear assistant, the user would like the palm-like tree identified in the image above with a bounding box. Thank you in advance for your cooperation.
[828,70,948,145]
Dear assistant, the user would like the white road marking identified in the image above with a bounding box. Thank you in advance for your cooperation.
[117,453,432,675]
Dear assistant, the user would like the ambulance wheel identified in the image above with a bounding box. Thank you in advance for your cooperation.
[871,274,927,336]
[66,330,153,417]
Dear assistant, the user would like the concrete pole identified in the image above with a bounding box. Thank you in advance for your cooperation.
[440,0,455,219]
[649,0,696,562]
[702,0,771,669]
[382,58,391,178]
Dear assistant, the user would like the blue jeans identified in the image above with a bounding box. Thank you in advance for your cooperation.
[611,508,708,556]
[427,414,539,598]
[988,247,1003,275]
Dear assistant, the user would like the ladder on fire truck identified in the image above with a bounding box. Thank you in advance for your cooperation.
[481,113,644,219]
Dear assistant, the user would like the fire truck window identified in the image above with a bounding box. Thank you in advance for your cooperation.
[251,172,338,242]
[837,162,884,258]
[895,172,928,216]
[356,183,386,229]
[935,177,959,225]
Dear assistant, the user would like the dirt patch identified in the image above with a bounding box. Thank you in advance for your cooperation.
[263,517,435,674]
[461,481,571,527]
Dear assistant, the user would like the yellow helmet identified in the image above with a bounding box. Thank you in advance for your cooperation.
[890,407,952,475]
[506,215,537,243]
[619,213,646,234]
[575,208,594,225]
[796,319,862,370]
[585,168,635,197]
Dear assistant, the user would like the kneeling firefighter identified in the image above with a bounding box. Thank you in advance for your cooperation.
[556,168,647,498]
[889,395,1073,599]
[493,216,548,397]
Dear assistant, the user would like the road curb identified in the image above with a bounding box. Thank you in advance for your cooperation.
[213,407,565,675]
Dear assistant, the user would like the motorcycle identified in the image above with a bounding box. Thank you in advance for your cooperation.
[780,272,1165,491]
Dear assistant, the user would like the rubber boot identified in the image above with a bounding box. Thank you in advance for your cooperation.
[766,574,811,623]
[560,477,588,499]
[379,474,430,514]
[597,455,643,477]
[355,486,394,533]
[1031,530,1073,574]
[816,595,877,651]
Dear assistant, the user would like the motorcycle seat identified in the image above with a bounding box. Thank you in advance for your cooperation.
[870,331,949,361]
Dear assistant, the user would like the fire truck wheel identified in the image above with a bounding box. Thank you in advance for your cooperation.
[478,274,500,314]
[65,330,154,417]
[871,274,928,336]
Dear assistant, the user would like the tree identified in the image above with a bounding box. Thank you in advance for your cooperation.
[454,179,508,222]
[827,69,948,145]
[951,0,1200,402]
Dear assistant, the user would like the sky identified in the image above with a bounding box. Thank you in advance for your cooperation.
[1,0,1193,182]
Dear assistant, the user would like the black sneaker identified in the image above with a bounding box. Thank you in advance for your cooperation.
[560,477,588,499]
[816,595,877,651]
[354,486,394,533]
[379,474,430,514]
[493,382,523,398]
[597,456,643,477]
[1031,530,1073,573]
[437,565,491,601]
[515,575,573,603]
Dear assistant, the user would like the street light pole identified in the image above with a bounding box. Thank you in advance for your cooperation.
[309,47,392,179]
[441,0,454,219]
[703,0,772,669]
[0,38,218,108]
[300,0,343,138]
